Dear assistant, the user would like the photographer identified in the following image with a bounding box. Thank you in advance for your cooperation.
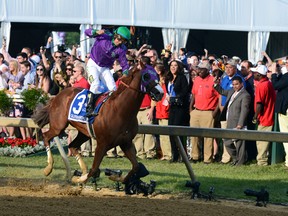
[49,51,67,95]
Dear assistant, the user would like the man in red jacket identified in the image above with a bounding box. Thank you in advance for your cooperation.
[252,65,276,166]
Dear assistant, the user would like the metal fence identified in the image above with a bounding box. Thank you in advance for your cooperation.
[0,117,286,182]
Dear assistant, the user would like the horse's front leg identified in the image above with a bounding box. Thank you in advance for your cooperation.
[71,148,89,183]
[68,132,90,183]
[120,142,140,183]
[75,145,107,184]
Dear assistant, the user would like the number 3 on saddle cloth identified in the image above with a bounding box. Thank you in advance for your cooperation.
[68,89,111,124]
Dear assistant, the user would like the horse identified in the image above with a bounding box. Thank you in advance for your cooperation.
[32,62,164,184]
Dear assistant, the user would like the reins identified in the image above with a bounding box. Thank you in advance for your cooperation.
[119,79,143,93]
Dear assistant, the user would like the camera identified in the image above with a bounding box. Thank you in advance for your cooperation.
[104,168,122,177]
[125,179,156,196]
[146,45,152,49]
[139,180,156,195]
[244,189,269,206]
[57,44,67,52]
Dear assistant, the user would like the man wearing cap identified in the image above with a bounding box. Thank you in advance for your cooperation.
[190,61,219,164]
[218,59,245,164]
[251,65,276,166]
[271,59,288,169]
[84,26,131,116]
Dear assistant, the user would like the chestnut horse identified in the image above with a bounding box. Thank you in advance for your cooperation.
[32,63,164,184]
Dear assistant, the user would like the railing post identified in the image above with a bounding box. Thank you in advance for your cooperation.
[173,135,196,183]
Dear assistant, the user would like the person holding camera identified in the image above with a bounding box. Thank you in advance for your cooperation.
[84,26,131,117]
[166,60,190,163]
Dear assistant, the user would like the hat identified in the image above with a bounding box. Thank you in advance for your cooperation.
[251,65,268,75]
[281,66,288,74]
[198,61,211,70]
[232,56,241,61]
[115,26,131,40]
[225,59,237,67]
[30,55,41,64]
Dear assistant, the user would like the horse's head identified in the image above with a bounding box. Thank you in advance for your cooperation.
[139,64,164,101]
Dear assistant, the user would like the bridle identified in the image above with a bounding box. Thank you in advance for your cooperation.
[119,78,143,93]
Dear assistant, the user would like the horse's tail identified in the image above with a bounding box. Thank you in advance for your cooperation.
[32,98,55,128]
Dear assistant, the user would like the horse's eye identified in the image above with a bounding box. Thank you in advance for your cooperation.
[143,73,151,82]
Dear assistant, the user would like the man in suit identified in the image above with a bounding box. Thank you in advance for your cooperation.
[271,60,288,169]
[214,76,251,166]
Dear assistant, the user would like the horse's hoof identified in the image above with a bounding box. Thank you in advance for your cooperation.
[43,165,53,176]
[72,173,88,183]
[108,175,124,183]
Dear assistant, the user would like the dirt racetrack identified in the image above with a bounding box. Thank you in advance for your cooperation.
[0,178,287,216]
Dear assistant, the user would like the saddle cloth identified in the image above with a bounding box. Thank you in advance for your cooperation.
[68,89,110,123]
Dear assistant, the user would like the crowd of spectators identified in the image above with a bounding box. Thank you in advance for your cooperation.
[0,29,287,169]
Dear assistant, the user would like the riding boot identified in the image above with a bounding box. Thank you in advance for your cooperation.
[85,93,97,117]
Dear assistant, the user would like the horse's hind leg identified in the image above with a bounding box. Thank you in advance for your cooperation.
[42,128,62,176]
[69,131,90,177]
[42,114,68,176]
[120,142,139,183]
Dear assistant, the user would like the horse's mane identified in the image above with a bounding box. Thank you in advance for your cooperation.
[109,66,137,100]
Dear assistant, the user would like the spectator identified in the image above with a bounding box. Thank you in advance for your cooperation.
[187,54,199,71]
[251,65,276,166]
[178,47,187,66]
[50,51,67,94]
[145,48,158,66]
[5,60,26,139]
[166,60,190,163]
[33,64,50,93]
[214,76,251,166]
[15,61,35,94]
[240,60,257,161]
[271,59,288,169]
[190,61,219,164]
[154,62,171,161]
[218,59,245,164]
[49,51,68,95]
[65,63,74,77]
[72,64,90,90]
[0,53,8,74]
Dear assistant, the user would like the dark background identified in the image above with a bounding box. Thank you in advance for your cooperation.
[8,22,288,61]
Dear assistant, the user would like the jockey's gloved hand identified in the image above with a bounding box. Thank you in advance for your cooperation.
[123,69,129,76]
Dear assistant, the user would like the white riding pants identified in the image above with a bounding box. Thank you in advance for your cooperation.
[86,58,116,94]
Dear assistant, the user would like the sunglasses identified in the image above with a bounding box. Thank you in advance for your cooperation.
[66,68,73,71]
[36,68,43,71]
[55,56,62,59]
[115,34,127,43]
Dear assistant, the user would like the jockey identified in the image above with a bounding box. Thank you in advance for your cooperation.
[84,26,131,117]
